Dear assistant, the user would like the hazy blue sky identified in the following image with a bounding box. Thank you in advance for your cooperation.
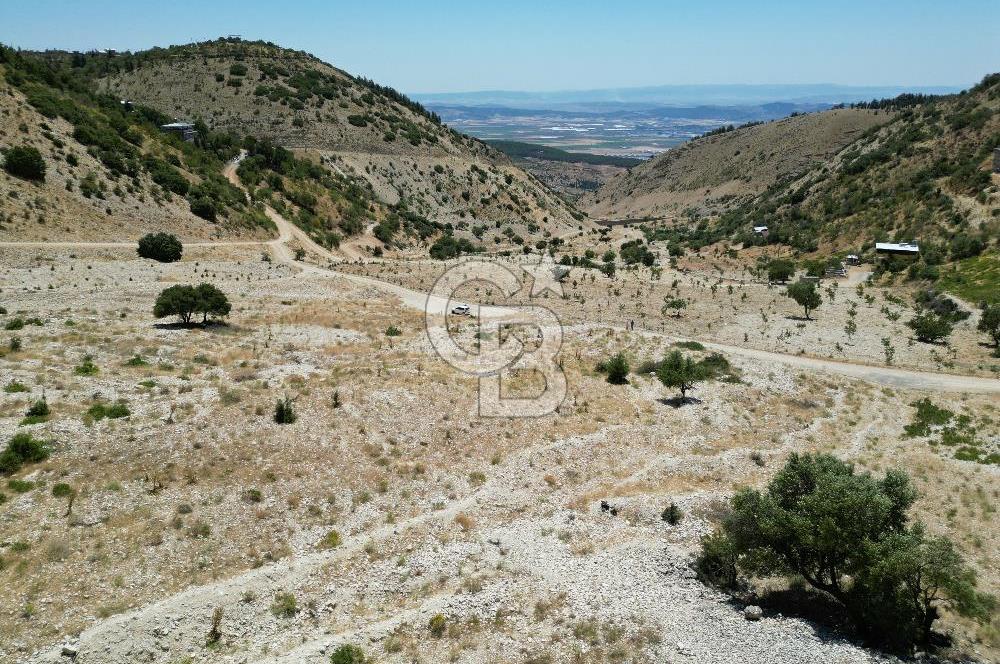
[1,0,997,93]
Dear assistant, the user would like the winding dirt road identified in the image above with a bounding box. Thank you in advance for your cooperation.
[3,156,997,395]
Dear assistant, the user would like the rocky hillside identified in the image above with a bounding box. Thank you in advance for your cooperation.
[584,108,888,220]
[700,74,1000,259]
[89,39,584,246]
[0,47,272,242]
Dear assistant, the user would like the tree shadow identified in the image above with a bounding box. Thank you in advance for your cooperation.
[784,315,813,322]
[153,320,230,331]
[909,336,949,346]
[754,585,850,635]
[659,395,702,408]
[744,585,952,655]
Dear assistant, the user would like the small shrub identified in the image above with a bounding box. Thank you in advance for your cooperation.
[274,396,297,424]
[25,398,50,418]
[600,352,629,385]
[661,502,683,525]
[330,644,366,664]
[243,488,263,503]
[8,479,35,493]
[3,145,46,181]
[271,592,298,618]
[86,402,130,421]
[319,530,342,549]
[5,318,24,331]
[0,432,49,475]
[428,613,447,637]
[4,381,29,393]
[74,355,99,376]
[51,483,74,498]
[124,355,148,367]
[385,325,402,337]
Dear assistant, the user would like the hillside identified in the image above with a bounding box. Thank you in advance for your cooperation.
[86,39,584,249]
[0,47,272,241]
[706,76,1000,255]
[584,108,889,220]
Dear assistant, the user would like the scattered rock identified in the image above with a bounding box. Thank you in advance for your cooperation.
[743,605,763,621]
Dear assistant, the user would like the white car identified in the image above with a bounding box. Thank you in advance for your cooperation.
[451,304,471,316]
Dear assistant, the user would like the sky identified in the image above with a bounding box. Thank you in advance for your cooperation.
[1,0,997,94]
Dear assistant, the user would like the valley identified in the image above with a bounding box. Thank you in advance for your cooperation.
[0,30,998,664]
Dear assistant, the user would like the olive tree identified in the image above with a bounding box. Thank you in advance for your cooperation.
[906,312,953,343]
[153,283,230,325]
[786,281,822,319]
[655,350,707,403]
[767,259,795,283]
[977,303,1000,351]
[137,232,183,263]
[696,453,994,652]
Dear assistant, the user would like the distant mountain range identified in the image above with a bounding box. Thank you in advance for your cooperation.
[412,83,966,110]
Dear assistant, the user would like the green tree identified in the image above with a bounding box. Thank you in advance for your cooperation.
[697,453,993,651]
[977,304,1000,350]
[655,350,707,402]
[786,281,822,319]
[330,644,366,664]
[274,396,296,424]
[854,525,994,649]
[137,232,183,262]
[767,259,795,283]
[194,283,231,324]
[153,284,230,325]
[906,312,953,343]
[3,145,46,181]
[189,197,217,222]
[0,432,49,475]
[602,352,629,385]
[153,285,200,324]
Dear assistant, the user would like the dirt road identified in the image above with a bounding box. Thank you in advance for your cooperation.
[3,156,997,395]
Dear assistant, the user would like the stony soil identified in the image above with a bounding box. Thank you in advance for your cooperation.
[1,235,997,664]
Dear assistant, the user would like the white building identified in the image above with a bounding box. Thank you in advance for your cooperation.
[875,242,919,256]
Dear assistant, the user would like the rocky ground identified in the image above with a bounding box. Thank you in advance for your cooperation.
[0,239,998,664]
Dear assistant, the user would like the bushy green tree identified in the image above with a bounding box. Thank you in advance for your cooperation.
[189,197,217,221]
[153,283,230,325]
[786,281,822,319]
[330,644,366,664]
[697,453,994,651]
[602,352,629,385]
[906,312,953,343]
[3,145,46,181]
[655,350,707,402]
[274,396,296,424]
[153,285,200,324]
[977,304,1000,350]
[0,432,49,475]
[767,259,795,283]
[429,234,479,260]
[194,283,231,323]
[137,232,183,263]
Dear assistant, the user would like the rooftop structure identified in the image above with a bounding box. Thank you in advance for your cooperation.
[160,121,198,142]
[875,242,919,255]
